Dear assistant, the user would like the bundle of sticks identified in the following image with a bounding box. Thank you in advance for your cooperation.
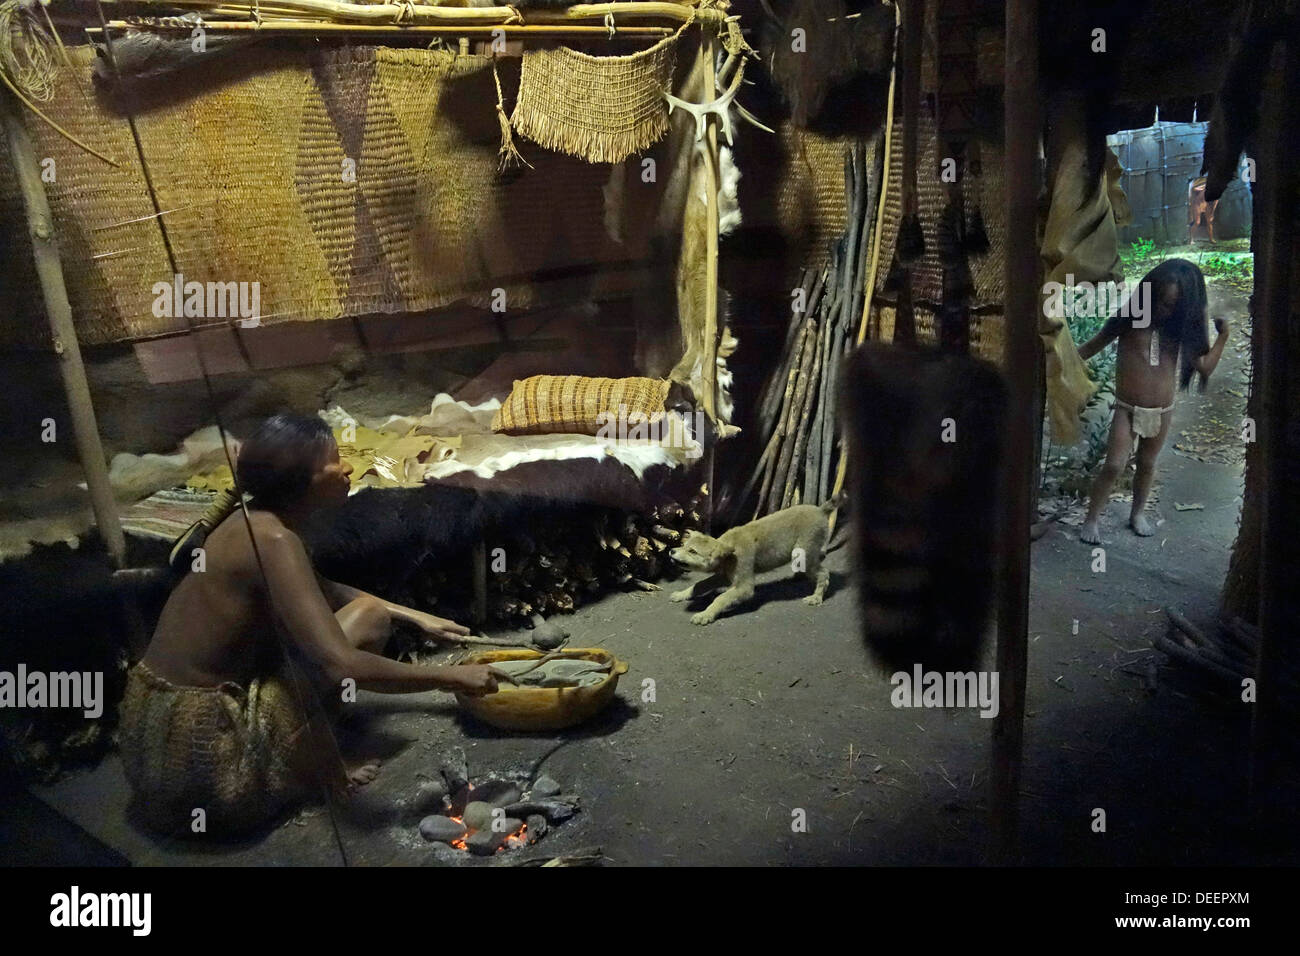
[740,140,879,520]
[411,489,707,629]
[1159,613,1268,697]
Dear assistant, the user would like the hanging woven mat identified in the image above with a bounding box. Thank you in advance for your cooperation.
[510,24,687,165]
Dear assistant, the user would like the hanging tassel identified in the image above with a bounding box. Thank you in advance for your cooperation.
[965,205,990,255]
[897,212,925,265]
[493,58,531,172]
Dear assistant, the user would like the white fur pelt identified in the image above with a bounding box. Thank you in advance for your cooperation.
[698,145,742,237]
[324,395,701,484]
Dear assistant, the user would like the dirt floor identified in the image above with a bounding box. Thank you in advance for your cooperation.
[24,276,1297,867]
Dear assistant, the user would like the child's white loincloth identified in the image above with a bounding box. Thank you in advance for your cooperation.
[1115,400,1173,439]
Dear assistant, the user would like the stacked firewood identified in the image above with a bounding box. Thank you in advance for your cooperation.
[473,489,706,627]
[740,141,878,520]
[1156,609,1300,710]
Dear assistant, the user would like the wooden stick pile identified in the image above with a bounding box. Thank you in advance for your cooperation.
[741,141,878,519]
[411,489,706,629]
[1157,609,1300,709]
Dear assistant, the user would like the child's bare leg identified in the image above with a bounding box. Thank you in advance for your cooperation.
[1130,412,1171,536]
[1081,408,1135,544]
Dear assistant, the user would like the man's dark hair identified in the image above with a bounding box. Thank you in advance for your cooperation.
[235,413,336,510]
[1106,258,1211,391]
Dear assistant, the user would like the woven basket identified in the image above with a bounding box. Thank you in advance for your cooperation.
[510,29,683,164]
[492,374,671,436]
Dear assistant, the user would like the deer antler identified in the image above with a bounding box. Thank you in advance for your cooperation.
[663,52,773,145]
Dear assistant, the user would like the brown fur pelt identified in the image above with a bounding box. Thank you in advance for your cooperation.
[840,342,1008,674]
[757,0,895,134]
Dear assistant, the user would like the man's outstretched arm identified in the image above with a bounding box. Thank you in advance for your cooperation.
[319,578,470,642]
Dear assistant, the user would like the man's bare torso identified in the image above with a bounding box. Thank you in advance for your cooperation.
[142,510,289,688]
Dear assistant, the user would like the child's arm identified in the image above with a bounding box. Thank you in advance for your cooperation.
[1195,318,1231,379]
[1077,321,1121,361]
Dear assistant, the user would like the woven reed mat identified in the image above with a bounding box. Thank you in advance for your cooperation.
[510,28,684,165]
[873,304,1004,367]
[0,45,655,347]
[121,488,217,543]
[773,122,854,266]
[870,104,1007,312]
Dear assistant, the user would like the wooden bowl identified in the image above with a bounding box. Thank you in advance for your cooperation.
[454,648,629,732]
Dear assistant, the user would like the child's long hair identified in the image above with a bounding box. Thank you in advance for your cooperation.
[1107,259,1211,391]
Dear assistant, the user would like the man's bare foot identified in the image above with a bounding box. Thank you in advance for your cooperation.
[1130,512,1155,536]
[346,759,382,791]
[1079,520,1102,545]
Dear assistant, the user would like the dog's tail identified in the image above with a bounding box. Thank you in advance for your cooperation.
[819,491,847,515]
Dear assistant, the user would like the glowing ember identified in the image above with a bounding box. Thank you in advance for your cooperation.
[442,814,529,853]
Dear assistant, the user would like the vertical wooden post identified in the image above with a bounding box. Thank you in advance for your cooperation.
[1248,14,1298,824]
[698,24,721,529]
[992,0,1040,864]
[3,96,126,568]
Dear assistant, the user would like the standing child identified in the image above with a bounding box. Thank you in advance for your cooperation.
[1076,259,1230,544]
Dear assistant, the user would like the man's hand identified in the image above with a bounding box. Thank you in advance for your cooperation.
[441,664,516,696]
[1214,317,1231,336]
[411,611,471,642]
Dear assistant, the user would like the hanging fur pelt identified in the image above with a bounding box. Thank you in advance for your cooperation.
[1202,2,1283,201]
[840,342,1008,674]
[758,0,895,133]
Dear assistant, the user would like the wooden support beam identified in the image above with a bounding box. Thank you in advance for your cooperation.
[92,20,676,38]
[992,0,1040,865]
[1248,9,1299,823]
[2,95,126,569]
[700,24,721,530]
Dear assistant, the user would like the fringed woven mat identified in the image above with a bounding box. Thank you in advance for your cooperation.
[510,28,683,165]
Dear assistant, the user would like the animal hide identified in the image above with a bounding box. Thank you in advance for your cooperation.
[841,342,1008,674]
[758,0,895,133]
[324,395,701,484]
[1202,2,1282,201]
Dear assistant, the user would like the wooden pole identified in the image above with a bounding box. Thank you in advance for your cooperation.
[1248,9,1299,826]
[992,0,1039,865]
[826,3,898,536]
[698,24,721,529]
[2,95,126,568]
[92,20,676,38]
[81,0,714,27]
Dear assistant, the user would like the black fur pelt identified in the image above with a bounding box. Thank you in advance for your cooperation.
[840,342,1008,675]
[1203,2,1284,201]
[1039,0,1151,195]
[301,459,667,605]
[758,0,895,134]
[0,538,131,779]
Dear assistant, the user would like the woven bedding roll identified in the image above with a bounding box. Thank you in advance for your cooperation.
[492,375,671,436]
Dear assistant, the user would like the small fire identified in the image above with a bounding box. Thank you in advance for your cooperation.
[448,816,468,851]
[504,823,529,851]
[444,815,529,853]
